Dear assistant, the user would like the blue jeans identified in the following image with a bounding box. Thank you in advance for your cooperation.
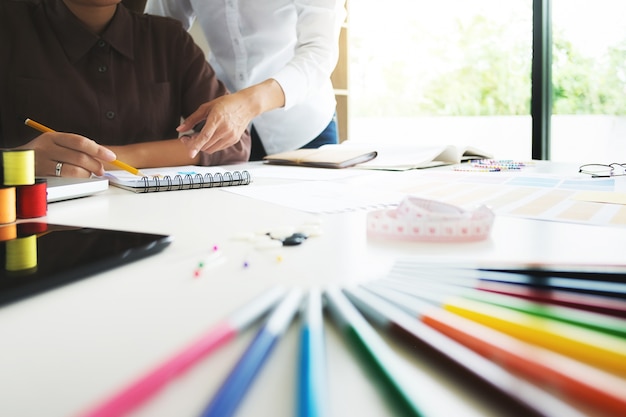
[249,115,339,161]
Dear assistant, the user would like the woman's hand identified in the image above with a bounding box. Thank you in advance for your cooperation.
[177,93,253,158]
[18,132,117,177]
[177,79,286,158]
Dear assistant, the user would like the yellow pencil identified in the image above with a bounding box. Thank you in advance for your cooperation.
[24,118,145,176]
[444,297,626,376]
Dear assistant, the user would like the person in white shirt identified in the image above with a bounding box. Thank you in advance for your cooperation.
[144,0,347,161]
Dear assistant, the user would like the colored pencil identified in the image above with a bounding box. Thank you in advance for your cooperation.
[78,286,287,417]
[477,268,626,299]
[465,286,626,338]
[297,288,328,417]
[343,286,595,417]
[323,287,424,417]
[476,279,626,318]
[108,159,145,176]
[371,280,626,376]
[387,262,626,318]
[199,288,303,417]
[390,258,626,281]
[362,283,626,416]
[445,296,626,374]
[378,277,626,338]
[389,261,626,299]
[24,118,146,177]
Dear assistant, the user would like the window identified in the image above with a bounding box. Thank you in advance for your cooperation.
[348,1,626,162]
[551,0,626,162]
[349,0,534,159]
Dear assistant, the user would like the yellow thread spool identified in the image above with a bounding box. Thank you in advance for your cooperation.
[0,187,16,224]
[2,150,35,186]
[5,234,37,272]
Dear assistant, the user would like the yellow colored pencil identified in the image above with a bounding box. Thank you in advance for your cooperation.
[444,297,626,376]
[24,118,54,133]
[108,159,144,176]
[24,118,145,176]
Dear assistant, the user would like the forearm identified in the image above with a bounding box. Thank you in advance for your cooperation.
[107,139,201,170]
[235,78,286,118]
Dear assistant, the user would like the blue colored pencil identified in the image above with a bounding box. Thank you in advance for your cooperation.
[297,288,328,417]
[198,288,303,417]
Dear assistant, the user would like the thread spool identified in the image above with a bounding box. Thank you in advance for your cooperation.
[16,179,47,218]
[1,150,35,186]
[0,187,16,224]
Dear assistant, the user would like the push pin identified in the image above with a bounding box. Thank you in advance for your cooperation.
[266,231,309,246]
[193,245,223,277]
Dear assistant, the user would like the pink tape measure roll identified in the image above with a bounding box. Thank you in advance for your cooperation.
[367,196,494,242]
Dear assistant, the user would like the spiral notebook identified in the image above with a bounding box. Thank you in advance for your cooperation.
[104,165,251,193]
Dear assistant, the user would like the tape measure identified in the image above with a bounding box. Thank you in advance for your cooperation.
[367,196,494,242]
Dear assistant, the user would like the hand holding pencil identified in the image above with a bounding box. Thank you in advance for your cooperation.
[23,118,145,177]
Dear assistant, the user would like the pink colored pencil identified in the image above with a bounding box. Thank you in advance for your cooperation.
[78,287,286,417]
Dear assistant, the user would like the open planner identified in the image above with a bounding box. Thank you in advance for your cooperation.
[104,165,251,193]
[263,145,378,169]
[339,141,494,171]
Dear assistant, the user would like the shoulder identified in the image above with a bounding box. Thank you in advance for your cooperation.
[129,9,196,44]
[126,9,208,70]
[1,0,42,12]
[0,0,42,34]
[1,0,42,6]
[131,10,187,32]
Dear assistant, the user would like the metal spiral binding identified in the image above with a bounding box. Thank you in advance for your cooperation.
[136,170,251,193]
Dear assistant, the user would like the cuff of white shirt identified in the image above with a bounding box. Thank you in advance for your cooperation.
[272,66,307,111]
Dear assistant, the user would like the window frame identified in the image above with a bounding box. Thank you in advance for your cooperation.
[532,0,552,160]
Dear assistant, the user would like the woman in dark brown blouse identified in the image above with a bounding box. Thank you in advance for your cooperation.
[0,0,250,177]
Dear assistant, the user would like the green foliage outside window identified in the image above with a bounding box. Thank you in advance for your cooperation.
[553,35,626,114]
[351,12,626,117]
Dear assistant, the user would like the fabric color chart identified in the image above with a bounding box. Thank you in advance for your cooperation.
[387,171,626,227]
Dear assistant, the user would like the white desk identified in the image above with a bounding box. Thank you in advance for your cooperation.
[0,162,624,417]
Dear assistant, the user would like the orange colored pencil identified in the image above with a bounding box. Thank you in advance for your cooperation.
[360,284,626,416]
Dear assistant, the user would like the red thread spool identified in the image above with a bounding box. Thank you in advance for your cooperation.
[16,179,47,218]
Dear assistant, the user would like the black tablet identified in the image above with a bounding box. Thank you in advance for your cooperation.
[0,222,172,308]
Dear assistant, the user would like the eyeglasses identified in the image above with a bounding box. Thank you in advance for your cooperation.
[579,163,626,178]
